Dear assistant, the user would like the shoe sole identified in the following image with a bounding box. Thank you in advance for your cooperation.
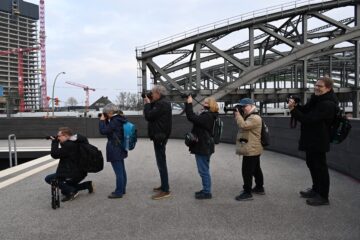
[70,192,79,201]
[89,183,95,194]
[306,201,330,206]
[152,194,171,200]
[252,192,265,195]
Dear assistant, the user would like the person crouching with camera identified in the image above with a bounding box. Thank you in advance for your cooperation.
[45,127,94,202]
[99,103,128,199]
[234,98,264,201]
[185,95,219,200]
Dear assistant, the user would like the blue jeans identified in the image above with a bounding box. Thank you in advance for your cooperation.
[45,173,90,196]
[111,159,127,196]
[153,141,169,192]
[195,154,211,194]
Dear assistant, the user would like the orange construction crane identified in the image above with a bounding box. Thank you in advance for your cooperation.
[65,81,95,112]
[0,47,40,112]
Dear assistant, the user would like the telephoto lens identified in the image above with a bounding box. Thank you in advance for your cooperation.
[141,91,152,99]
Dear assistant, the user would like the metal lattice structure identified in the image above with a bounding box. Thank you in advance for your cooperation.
[136,0,360,117]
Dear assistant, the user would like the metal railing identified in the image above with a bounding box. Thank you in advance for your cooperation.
[135,0,334,56]
[8,134,17,167]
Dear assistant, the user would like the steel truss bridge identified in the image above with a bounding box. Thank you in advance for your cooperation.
[136,0,360,117]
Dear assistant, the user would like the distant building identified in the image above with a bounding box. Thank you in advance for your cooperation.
[90,96,112,110]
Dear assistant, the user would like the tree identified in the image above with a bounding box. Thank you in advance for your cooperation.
[66,97,78,107]
[115,92,142,110]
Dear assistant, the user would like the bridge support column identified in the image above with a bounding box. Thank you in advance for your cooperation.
[354,3,360,118]
[196,43,201,90]
[142,61,147,92]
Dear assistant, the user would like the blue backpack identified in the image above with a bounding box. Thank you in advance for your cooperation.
[122,121,137,151]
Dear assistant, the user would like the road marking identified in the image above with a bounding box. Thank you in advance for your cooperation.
[0,155,53,179]
[0,160,59,190]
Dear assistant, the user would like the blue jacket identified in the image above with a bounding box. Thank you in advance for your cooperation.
[99,115,128,162]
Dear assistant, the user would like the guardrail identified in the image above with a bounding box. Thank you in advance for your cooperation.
[135,0,334,56]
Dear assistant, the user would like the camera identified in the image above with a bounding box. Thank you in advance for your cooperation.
[180,93,197,98]
[287,95,301,104]
[224,105,244,115]
[141,91,152,99]
[98,113,109,119]
[45,136,57,140]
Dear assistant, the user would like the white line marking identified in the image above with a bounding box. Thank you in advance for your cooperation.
[0,155,53,178]
[0,160,59,190]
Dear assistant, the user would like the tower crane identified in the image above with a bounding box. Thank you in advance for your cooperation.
[0,47,40,112]
[65,81,95,112]
[39,0,48,109]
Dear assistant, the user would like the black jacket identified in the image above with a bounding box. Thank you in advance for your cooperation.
[185,103,218,155]
[144,96,172,142]
[51,134,88,178]
[291,90,338,152]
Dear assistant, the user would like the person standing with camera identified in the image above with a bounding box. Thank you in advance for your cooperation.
[143,85,172,200]
[45,127,94,202]
[234,98,264,201]
[99,103,128,199]
[288,76,338,206]
[185,95,218,199]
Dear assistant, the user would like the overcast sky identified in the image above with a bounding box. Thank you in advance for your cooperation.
[24,0,345,105]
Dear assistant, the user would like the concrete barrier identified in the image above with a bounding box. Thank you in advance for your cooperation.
[0,116,359,180]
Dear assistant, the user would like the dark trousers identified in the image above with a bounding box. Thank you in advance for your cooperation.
[111,159,127,196]
[305,151,330,199]
[242,155,263,193]
[45,173,91,196]
[153,140,169,192]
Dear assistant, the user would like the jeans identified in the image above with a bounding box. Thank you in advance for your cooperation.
[45,173,90,196]
[195,154,211,194]
[153,140,169,192]
[242,155,264,193]
[111,159,127,196]
[306,151,329,199]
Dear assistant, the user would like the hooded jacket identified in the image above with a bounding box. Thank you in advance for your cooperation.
[143,96,172,143]
[291,90,338,152]
[51,133,88,178]
[99,114,128,162]
[185,103,218,155]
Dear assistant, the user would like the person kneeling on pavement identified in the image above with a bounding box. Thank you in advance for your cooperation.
[45,127,94,202]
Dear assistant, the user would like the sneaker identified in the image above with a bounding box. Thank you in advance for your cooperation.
[153,186,162,192]
[108,193,123,199]
[151,191,171,200]
[235,191,253,201]
[195,190,204,196]
[252,187,265,195]
[195,192,212,200]
[88,182,95,194]
[300,188,317,198]
[306,195,329,206]
[61,192,79,202]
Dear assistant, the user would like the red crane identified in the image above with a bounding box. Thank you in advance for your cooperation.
[65,81,95,112]
[39,0,48,109]
[0,47,40,112]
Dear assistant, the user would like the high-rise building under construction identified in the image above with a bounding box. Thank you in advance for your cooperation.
[0,0,39,112]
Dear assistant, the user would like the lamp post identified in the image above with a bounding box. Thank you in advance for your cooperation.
[52,71,65,117]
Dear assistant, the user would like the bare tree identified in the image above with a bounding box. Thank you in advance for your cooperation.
[115,92,142,110]
[66,97,78,106]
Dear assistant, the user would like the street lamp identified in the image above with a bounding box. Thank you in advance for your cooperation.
[52,71,66,117]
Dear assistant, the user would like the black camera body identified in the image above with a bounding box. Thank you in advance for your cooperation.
[98,113,109,119]
[45,136,57,140]
[180,93,197,99]
[224,105,244,115]
[287,95,301,104]
[141,91,152,99]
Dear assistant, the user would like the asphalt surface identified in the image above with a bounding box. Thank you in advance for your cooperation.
[0,139,359,240]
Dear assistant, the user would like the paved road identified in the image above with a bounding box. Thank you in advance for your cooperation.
[0,139,359,240]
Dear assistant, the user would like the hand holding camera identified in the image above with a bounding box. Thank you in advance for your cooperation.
[45,135,58,141]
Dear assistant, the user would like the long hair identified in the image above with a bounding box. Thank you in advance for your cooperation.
[205,97,219,113]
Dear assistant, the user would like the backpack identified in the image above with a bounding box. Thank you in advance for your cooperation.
[330,108,351,144]
[78,143,104,173]
[122,121,137,151]
[212,117,223,144]
[260,118,270,147]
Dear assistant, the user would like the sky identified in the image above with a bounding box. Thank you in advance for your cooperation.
[24,0,348,106]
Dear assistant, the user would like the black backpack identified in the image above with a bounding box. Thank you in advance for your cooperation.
[78,143,104,173]
[330,108,351,144]
[212,117,223,144]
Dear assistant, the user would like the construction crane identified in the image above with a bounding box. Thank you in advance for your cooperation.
[0,47,40,112]
[65,81,95,112]
[39,0,48,109]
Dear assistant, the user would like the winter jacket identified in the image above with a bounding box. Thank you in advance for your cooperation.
[99,114,128,162]
[235,109,263,156]
[185,103,218,155]
[291,90,338,152]
[143,96,172,143]
[51,134,88,179]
